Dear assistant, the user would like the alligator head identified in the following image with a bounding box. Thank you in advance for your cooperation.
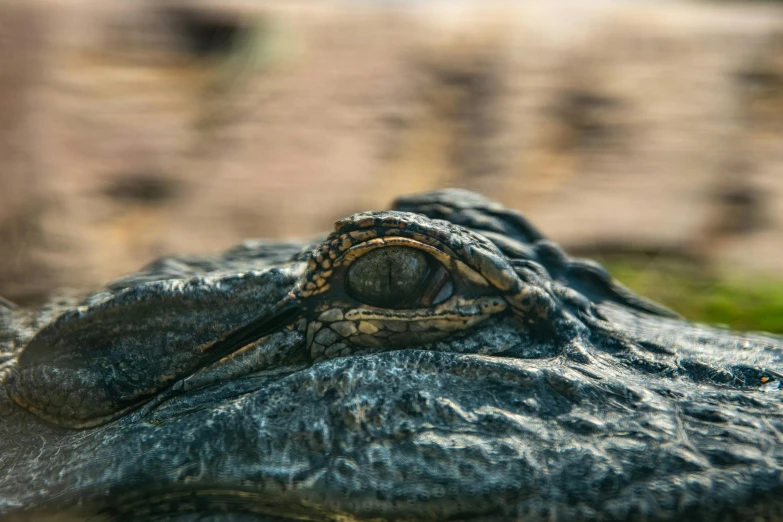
[1,189,782,521]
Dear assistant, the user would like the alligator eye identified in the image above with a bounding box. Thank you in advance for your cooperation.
[346,246,453,309]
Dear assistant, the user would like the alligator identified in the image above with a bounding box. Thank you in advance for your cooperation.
[1,189,782,522]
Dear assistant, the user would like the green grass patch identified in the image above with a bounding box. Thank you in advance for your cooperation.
[598,258,783,334]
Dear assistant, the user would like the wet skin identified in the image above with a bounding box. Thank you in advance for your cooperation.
[1,189,782,521]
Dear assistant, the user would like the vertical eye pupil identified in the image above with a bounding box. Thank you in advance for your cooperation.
[346,246,450,309]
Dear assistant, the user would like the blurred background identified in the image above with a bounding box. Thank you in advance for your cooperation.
[2,0,783,330]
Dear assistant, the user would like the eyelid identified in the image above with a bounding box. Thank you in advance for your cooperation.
[419,266,452,306]
[336,237,452,264]
[432,277,454,305]
[337,236,493,291]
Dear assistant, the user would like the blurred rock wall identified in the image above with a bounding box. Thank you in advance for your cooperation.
[1,0,783,301]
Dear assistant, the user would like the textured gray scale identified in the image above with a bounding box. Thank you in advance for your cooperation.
[0,190,782,521]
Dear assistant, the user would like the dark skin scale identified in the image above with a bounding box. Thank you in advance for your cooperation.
[1,189,782,521]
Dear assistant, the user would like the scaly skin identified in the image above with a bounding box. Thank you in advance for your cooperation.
[1,189,782,521]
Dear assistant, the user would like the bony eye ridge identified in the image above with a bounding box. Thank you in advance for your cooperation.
[345,246,453,309]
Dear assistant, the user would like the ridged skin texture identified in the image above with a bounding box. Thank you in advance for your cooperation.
[1,190,782,521]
